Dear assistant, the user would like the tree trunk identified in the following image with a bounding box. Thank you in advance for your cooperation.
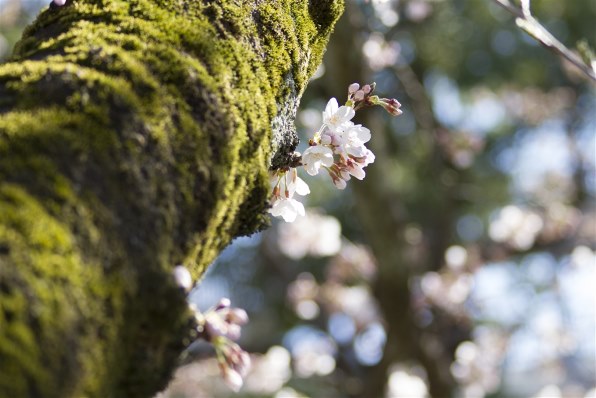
[0,1,343,396]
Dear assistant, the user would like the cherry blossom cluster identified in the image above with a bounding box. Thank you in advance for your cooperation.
[192,298,251,391]
[172,266,251,392]
[269,82,402,222]
[268,167,310,222]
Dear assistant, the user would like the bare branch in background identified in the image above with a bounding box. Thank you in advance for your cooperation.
[491,0,596,82]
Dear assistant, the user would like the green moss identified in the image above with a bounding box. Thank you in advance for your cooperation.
[0,0,343,396]
[0,184,120,397]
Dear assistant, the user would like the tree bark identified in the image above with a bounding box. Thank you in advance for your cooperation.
[0,1,343,396]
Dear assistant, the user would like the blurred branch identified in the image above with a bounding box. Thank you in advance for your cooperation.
[393,64,435,132]
[491,0,596,82]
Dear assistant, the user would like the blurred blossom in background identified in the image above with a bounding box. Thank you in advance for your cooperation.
[3,0,595,397]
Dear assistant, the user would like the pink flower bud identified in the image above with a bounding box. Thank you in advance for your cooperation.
[320,134,332,145]
[172,265,193,292]
[222,368,244,392]
[226,308,249,325]
[387,98,401,108]
[204,319,226,339]
[380,98,403,116]
[225,324,242,341]
[332,177,347,190]
[362,84,372,94]
[386,105,403,116]
[327,167,348,190]
[354,90,365,101]
[237,350,251,375]
[214,298,231,311]
[218,340,251,385]
[348,83,360,93]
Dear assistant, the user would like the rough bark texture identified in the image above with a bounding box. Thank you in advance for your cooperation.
[0,1,343,396]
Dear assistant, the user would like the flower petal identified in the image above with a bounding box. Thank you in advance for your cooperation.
[295,177,310,196]
[323,98,339,122]
[349,163,366,180]
[302,145,334,176]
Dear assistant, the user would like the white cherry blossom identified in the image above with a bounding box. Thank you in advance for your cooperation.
[340,124,371,157]
[268,168,310,222]
[268,83,402,219]
[363,150,375,166]
[345,159,366,180]
[269,197,306,222]
[326,166,349,189]
[351,149,376,167]
[323,98,355,133]
[321,130,341,146]
[331,175,347,190]
[302,145,334,176]
[294,176,310,196]
[286,168,310,196]
[361,149,376,166]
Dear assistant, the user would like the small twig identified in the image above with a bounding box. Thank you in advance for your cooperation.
[492,0,524,18]
[491,0,596,82]
[519,0,531,18]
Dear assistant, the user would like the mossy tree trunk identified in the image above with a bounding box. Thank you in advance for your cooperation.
[0,1,343,396]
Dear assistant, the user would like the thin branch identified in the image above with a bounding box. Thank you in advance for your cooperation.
[491,0,596,82]
[519,0,531,18]
[492,0,524,18]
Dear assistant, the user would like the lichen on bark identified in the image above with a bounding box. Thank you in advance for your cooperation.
[0,0,344,396]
